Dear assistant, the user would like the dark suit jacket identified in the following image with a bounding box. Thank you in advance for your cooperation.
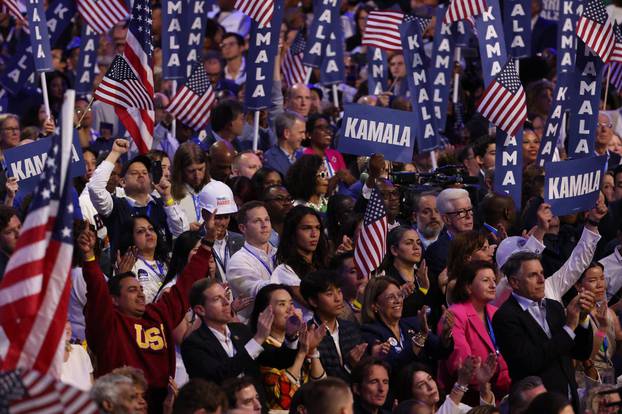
[310,316,365,382]
[492,295,593,412]
[214,231,244,282]
[361,317,453,376]
[423,230,451,324]
[181,322,261,383]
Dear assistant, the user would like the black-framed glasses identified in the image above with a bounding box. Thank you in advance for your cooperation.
[265,196,293,203]
[446,208,473,219]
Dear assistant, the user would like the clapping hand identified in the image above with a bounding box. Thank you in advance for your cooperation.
[116,246,137,274]
[475,353,498,386]
[253,305,274,344]
[416,260,430,291]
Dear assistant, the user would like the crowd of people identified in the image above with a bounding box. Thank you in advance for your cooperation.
[5,0,622,413]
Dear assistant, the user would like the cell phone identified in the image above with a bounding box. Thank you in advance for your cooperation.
[152,160,163,185]
[99,122,113,140]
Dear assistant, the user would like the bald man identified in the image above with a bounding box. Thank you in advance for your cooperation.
[209,141,236,182]
[286,83,311,118]
[232,152,262,179]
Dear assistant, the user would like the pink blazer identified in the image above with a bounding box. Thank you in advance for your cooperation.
[437,301,511,398]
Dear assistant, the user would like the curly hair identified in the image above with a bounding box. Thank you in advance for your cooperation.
[286,154,323,202]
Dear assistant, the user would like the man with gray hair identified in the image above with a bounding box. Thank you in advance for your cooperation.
[91,373,145,414]
[263,112,306,177]
[504,376,546,414]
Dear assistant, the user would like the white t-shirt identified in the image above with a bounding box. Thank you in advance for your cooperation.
[61,345,93,391]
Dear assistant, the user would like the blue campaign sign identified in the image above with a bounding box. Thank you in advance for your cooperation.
[536,71,572,167]
[337,104,415,163]
[162,0,186,80]
[26,0,53,72]
[429,5,454,132]
[319,27,344,85]
[303,0,340,68]
[544,154,606,216]
[245,0,284,110]
[76,24,98,95]
[0,0,77,94]
[503,0,531,58]
[183,0,211,78]
[557,0,580,74]
[367,47,388,95]
[3,135,86,194]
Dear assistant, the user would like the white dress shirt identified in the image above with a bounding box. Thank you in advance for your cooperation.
[601,246,622,300]
[208,325,263,359]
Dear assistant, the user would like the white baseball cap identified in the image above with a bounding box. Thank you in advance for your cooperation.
[495,236,530,270]
[197,180,238,215]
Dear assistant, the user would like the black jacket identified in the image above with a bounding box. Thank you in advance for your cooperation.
[492,295,593,413]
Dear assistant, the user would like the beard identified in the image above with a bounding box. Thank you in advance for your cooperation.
[420,222,442,239]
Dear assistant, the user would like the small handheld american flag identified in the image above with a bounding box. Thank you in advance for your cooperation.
[476,59,527,137]
[94,55,154,112]
[354,188,388,278]
[234,0,274,28]
[0,0,28,29]
[77,0,129,34]
[576,0,615,63]
[281,30,307,87]
[166,63,216,131]
[611,23,622,63]
[361,10,404,52]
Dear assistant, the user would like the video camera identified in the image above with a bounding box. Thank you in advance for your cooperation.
[389,165,479,188]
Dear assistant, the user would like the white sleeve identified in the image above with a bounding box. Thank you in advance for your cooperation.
[523,235,546,255]
[164,202,189,237]
[544,227,601,303]
[87,160,115,217]
[435,396,469,414]
[226,254,272,299]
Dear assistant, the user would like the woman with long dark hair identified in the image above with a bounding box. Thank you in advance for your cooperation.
[118,214,170,303]
[271,206,329,320]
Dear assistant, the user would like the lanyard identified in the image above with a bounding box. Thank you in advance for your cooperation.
[485,311,500,355]
[191,194,201,221]
[133,203,152,218]
[213,243,229,273]
[139,257,165,279]
[242,246,273,274]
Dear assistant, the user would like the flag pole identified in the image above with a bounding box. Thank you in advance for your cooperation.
[304,66,312,84]
[76,96,95,129]
[430,150,438,171]
[61,89,75,186]
[603,64,612,110]
[332,84,339,109]
[452,47,461,104]
[41,72,51,118]
[252,110,260,152]
[171,80,177,140]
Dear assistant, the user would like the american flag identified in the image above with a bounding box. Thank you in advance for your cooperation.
[121,0,154,153]
[0,130,74,377]
[444,0,487,24]
[404,14,431,35]
[2,370,98,414]
[166,63,216,130]
[477,59,527,137]
[576,0,615,63]
[281,30,307,87]
[94,55,154,114]
[77,0,129,34]
[0,0,29,31]
[611,23,622,62]
[354,188,388,278]
[361,10,404,52]
[234,0,274,28]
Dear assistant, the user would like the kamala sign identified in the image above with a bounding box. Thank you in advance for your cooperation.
[337,104,415,163]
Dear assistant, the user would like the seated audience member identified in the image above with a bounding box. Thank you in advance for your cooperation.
[332,252,368,324]
[172,379,228,414]
[180,278,274,384]
[249,284,325,410]
[226,201,277,321]
[88,139,188,258]
[304,378,354,414]
[79,209,216,412]
[361,277,453,376]
[171,142,211,230]
[0,205,20,279]
[351,358,391,414]
[207,99,245,152]
[271,206,329,320]
[300,270,367,382]
[492,252,594,413]
[287,155,329,213]
[232,151,262,179]
[410,191,443,251]
[504,376,546,414]
[252,167,283,194]
[91,373,145,414]
[264,112,306,178]
[380,226,430,318]
[222,376,262,414]
[524,392,573,414]
[439,261,510,404]
[395,357,496,413]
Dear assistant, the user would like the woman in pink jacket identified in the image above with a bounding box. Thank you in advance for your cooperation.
[438,260,511,406]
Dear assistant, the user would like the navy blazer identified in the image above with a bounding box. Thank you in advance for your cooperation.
[263,146,293,178]
[361,317,453,375]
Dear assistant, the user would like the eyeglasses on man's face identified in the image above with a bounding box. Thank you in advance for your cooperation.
[446,208,473,219]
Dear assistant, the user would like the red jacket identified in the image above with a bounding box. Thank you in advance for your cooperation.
[83,246,211,410]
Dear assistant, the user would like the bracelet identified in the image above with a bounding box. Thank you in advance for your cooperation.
[310,370,326,381]
[201,239,215,247]
[586,218,600,227]
[453,383,469,393]
[309,350,320,359]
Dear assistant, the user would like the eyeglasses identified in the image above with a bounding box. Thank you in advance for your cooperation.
[316,171,328,179]
[381,292,405,303]
[1,127,19,132]
[265,196,293,203]
[599,122,613,129]
[446,208,473,219]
